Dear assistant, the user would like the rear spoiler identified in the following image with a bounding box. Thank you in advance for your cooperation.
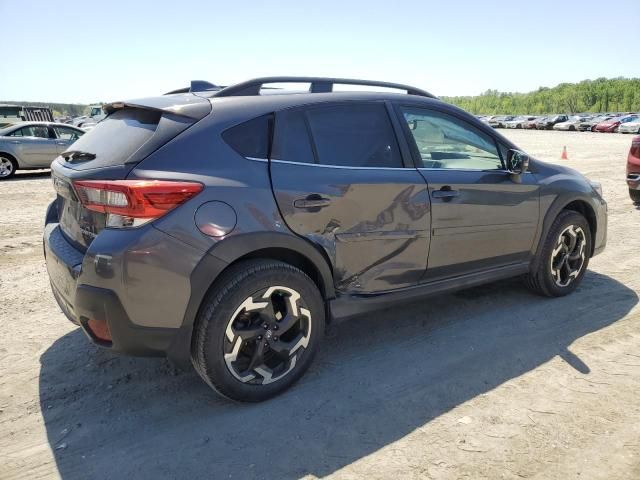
[103,93,211,120]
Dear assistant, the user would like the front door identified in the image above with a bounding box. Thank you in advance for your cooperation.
[397,105,540,281]
[269,102,430,294]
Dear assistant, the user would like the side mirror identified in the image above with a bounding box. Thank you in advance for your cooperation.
[507,149,529,175]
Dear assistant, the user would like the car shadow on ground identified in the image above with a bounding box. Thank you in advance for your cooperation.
[39,271,637,479]
[5,170,51,181]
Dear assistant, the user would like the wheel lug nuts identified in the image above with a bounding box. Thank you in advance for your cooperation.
[273,336,279,341]
[263,324,269,329]
[272,324,278,330]
[257,335,262,340]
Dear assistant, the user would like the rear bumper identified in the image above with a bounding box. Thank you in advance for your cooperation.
[627,173,640,190]
[43,200,225,365]
[44,223,181,357]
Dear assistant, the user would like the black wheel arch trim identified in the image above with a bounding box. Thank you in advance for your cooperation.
[167,231,335,368]
[533,194,598,265]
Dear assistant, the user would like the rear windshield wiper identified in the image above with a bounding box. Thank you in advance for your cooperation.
[61,150,96,161]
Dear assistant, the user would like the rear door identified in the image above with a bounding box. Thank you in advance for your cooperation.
[268,101,430,294]
[52,125,84,154]
[396,104,540,281]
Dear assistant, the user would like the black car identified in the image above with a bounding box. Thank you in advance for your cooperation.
[536,114,568,130]
[43,77,607,402]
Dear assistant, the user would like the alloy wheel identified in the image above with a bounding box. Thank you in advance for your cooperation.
[0,157,14,178]
[223,286,312,385]
[550,225,586,287]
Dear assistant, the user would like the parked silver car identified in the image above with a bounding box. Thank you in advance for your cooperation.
[0,122,84,179]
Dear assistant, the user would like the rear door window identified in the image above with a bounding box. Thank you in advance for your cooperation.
[271,110,315,164]
[54,126,83,141]
[305,103,402,168]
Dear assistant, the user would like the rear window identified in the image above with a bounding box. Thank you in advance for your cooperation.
[64,108,160,167]
[222,115,272,159]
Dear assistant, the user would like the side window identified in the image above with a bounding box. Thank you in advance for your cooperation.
[13,125,50,138]
[9,128,23,137]
[222,114,272,159]
[54,126,83,141]
[305,103,402,168]
[271,109,315,164]
[400,107,503,170]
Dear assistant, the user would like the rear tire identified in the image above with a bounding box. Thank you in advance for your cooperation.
[0,154,17,179]
[191,259,325,402]
[630,188,640,203]
[524,211,591,297]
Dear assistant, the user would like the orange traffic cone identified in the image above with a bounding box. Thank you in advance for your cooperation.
[561,146,568,160]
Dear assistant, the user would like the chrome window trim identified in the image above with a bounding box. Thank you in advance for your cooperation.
[418,167,532,174]
[245,156,268,162]
[270,158,409,171]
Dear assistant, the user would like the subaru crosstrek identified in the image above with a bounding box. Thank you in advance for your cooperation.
[44,77,607,402]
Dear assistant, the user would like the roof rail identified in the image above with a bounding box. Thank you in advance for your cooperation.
[212,76,436,98]
[165,80,222,95]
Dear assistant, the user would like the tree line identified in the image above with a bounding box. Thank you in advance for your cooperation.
[442,78,640,115]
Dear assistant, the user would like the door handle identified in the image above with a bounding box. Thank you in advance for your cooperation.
[432,187,459,200]
[293,195,332,209]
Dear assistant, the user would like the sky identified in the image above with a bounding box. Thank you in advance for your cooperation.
[1,0,638,104]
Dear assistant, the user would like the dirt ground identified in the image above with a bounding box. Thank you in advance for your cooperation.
[1,130,639,480]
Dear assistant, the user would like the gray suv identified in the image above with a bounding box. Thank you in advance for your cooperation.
[44,77,607,402]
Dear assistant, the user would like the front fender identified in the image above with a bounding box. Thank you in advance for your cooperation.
[532,166,605,261]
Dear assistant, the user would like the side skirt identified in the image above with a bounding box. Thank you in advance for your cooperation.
[329,262,530,321]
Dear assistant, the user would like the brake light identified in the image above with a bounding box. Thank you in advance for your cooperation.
[631,140,640,159]
[73,180,203,228]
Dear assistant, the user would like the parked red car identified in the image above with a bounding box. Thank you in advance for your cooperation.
[627,136,640,202]
[595,115,638,133]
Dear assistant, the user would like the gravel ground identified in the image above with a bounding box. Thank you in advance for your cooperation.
[0,130,639,480]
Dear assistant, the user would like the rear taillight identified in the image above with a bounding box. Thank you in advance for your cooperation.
[631,141,640,159]
[73,180,203,228]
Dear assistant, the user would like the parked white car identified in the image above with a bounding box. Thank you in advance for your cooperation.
[504,116,537,129]
[73,105,105,127]
[554,116,591,131]
[619,119,640,134]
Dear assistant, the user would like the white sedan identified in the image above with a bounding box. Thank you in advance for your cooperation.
[554,116,591,131]
[619,119,640,134]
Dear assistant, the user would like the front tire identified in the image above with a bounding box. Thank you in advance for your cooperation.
[524,211,591,297]
[630,188,640,203]
[191,259,325,402]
